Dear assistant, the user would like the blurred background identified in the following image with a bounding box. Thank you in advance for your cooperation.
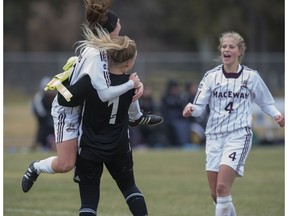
[4,0,284,151]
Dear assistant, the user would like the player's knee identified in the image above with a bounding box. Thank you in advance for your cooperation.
[56,160,74,173]
[216,183,230,197]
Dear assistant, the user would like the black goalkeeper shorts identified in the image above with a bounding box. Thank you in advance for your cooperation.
[74,149,134,184]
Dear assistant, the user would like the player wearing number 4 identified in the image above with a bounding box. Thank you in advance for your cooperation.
[183,31,284,216]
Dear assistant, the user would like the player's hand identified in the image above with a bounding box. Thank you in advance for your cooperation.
[129,73,140,88]
[182,103,194,118]
[132,82,143,101]
[274,114,285,127]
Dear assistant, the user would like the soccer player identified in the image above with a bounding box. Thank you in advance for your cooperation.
[60,26,147,216]
[30,76,56,151]
[182,31,284,216]
[21,0,162,193]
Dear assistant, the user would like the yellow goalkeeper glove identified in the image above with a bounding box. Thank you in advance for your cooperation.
[44,56,77,102]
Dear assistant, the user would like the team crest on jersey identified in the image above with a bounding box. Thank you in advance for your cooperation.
[241,80,248,88]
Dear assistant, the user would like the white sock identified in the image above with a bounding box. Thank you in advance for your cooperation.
[216,195,235,216]
[230,200,236,216]
[34,156,57,174]
[128,101,142,121]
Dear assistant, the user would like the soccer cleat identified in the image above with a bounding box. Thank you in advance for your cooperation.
[129,113,163,127]
[21,161,39,193]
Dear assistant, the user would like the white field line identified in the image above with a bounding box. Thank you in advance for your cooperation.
[4,208,131,216]
[4,208,74,215]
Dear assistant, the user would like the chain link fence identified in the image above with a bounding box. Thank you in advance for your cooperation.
[4,52,285,144]
[4,51,284,99]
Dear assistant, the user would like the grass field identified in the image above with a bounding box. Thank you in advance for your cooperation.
[3,99,285,216]
[4,147,284,216]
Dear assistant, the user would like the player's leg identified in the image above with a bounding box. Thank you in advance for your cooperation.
[207,171,218,203]
[205,136,223,203]
[49,138,78,173]
[207,171,237,216]
[38,103,79,173]
[215,165,237,216]
[21,138,78,193]
[215,127,253,216]
[106,149,148,216]
[74,154,104,216]
[21,103,80,193]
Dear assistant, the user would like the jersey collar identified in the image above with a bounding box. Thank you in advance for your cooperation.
[222,64,243,78]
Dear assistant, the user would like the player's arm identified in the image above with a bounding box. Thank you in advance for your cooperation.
[58,75,91,107]
[253,74,285,127]
[183,103,206,117]
[183,74,211,118]
[85,55,141,102]
[96,72,141,102]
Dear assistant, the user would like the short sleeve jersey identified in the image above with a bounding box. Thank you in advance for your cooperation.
[194,64,276,136]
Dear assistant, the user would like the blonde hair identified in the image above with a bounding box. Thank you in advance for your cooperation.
[76,25,136,64]
[218,31,247,62]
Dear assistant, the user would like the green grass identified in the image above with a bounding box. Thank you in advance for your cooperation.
[3,97,285,216]
[4,147,284,216]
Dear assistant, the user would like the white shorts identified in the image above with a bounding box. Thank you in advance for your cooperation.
[205,127,253,177]
[51,96,81,143]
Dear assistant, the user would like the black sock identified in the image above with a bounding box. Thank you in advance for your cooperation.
[127,195,148,216]
[79,208,96,216]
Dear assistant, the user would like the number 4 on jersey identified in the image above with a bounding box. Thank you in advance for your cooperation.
[224,102,234,114]
[229,152,237,161]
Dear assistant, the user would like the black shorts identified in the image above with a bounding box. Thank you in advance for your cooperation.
[74,149,134,184]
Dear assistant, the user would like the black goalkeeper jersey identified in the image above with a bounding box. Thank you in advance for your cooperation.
[58,73,134,162]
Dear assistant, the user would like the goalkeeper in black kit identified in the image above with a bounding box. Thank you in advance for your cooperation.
[58,27,156,216]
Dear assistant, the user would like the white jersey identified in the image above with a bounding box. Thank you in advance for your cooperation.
[68,47,134,102]
[69,47,110,89]
[51,47,136,143]
[192,64,280,137]
[51,47,109,143]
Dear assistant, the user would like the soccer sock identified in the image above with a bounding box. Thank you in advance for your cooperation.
[230,199,237,216]
[79,208,96,216]
[126,193,148,216]
[34,156,57,174]
[128,101,142,121]
[216,195,234,216]
[79,213,96,216]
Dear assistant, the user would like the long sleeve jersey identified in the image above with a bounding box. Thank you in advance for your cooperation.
[69,47,134,102]
[191,64,280,137]
[58,73,134,162]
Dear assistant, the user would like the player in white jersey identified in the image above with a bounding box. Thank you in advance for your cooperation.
[183,31,284,216]
[21,0,162,193]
